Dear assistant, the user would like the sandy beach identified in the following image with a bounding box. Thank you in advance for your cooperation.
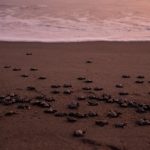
[0,41,150,150]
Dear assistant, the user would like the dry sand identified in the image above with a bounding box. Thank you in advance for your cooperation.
[0,41,150,150]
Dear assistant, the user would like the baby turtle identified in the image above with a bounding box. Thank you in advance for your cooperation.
[51,90,60,94]
[119,102,128,108]
[119,92,129,96]
[86,60,92,63]
[13,68,21,71]
[51,85,61,88]
[106,98,115,103]
[5,111,17,116]
[136,107,147,113]
[135,80,144,84]
[63,84,72,88]
[114,122,127,128]
[39,101,50,108]
[82,87,92,91]
[44,107,57,114]
[88,95,98,100]
[17,104,31,110]
[77,77,86,80]
[26,52,32,55]
[63,89,72,95]
[26,86,36,91]
[136,75,145,79]
[122,75,130,78]
[68,101,79,109]
[21,74,29,78]
[73,129,86,137]
[35,95,45,100]
[88,111,98,117]
[68,112,87,119]
[94,87,103,91]
[4,65,11,69]
[30,68,38,71]
[136,119,150,126]
[115,84,123,88]
[0,95,5,100]
[67,116,77,123]
[107,110,121,118]
[88,100,98,106]
[101,94,112,101]
[30,100,41,105]
[45,97,55,102]
[76,113,88,119]
[55,112,67,117]
[38,76,47,80]
[84,80,93,83]
[77,96,86,101]
[95,120,109,127]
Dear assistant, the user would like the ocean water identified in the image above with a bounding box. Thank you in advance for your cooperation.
[0,0,150,42]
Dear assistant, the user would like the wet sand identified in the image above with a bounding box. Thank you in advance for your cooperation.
[0,41,150,150]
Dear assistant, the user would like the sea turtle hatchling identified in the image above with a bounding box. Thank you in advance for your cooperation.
[17,104,31,110]
[5,111,17,116]
[73,129,86,137]
[84,80,93,83]
[107,110,121,118]
[26,86,36,91]
[94,87,103,91]
[136,75,145,79]
[114,122,127,128]
[30,68,38,71]
[51,90,60,94]
[88,111,98,117]
[55,112,67,117]
[88,100,98,106]
[68,101,79,109]
[4,65,11,69]
[122,75,130,78]
[95,120,109,127]
[77,77,86,80]
[38,76,47,80]
[13,68,21,71]
[67,116,77,123]
[44,107,57,114]
[51,85,61,88]
[115,84,123,88]
[135,80,144,84]
[82,87,92,91]
[86,60,92,63]
[136,119,150,126]
[63,84,72,88]
[26,52,32,55]
[63,89,72,95]
[119,92,129,96]
[77,96,86,101]
[21,74,29,78]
